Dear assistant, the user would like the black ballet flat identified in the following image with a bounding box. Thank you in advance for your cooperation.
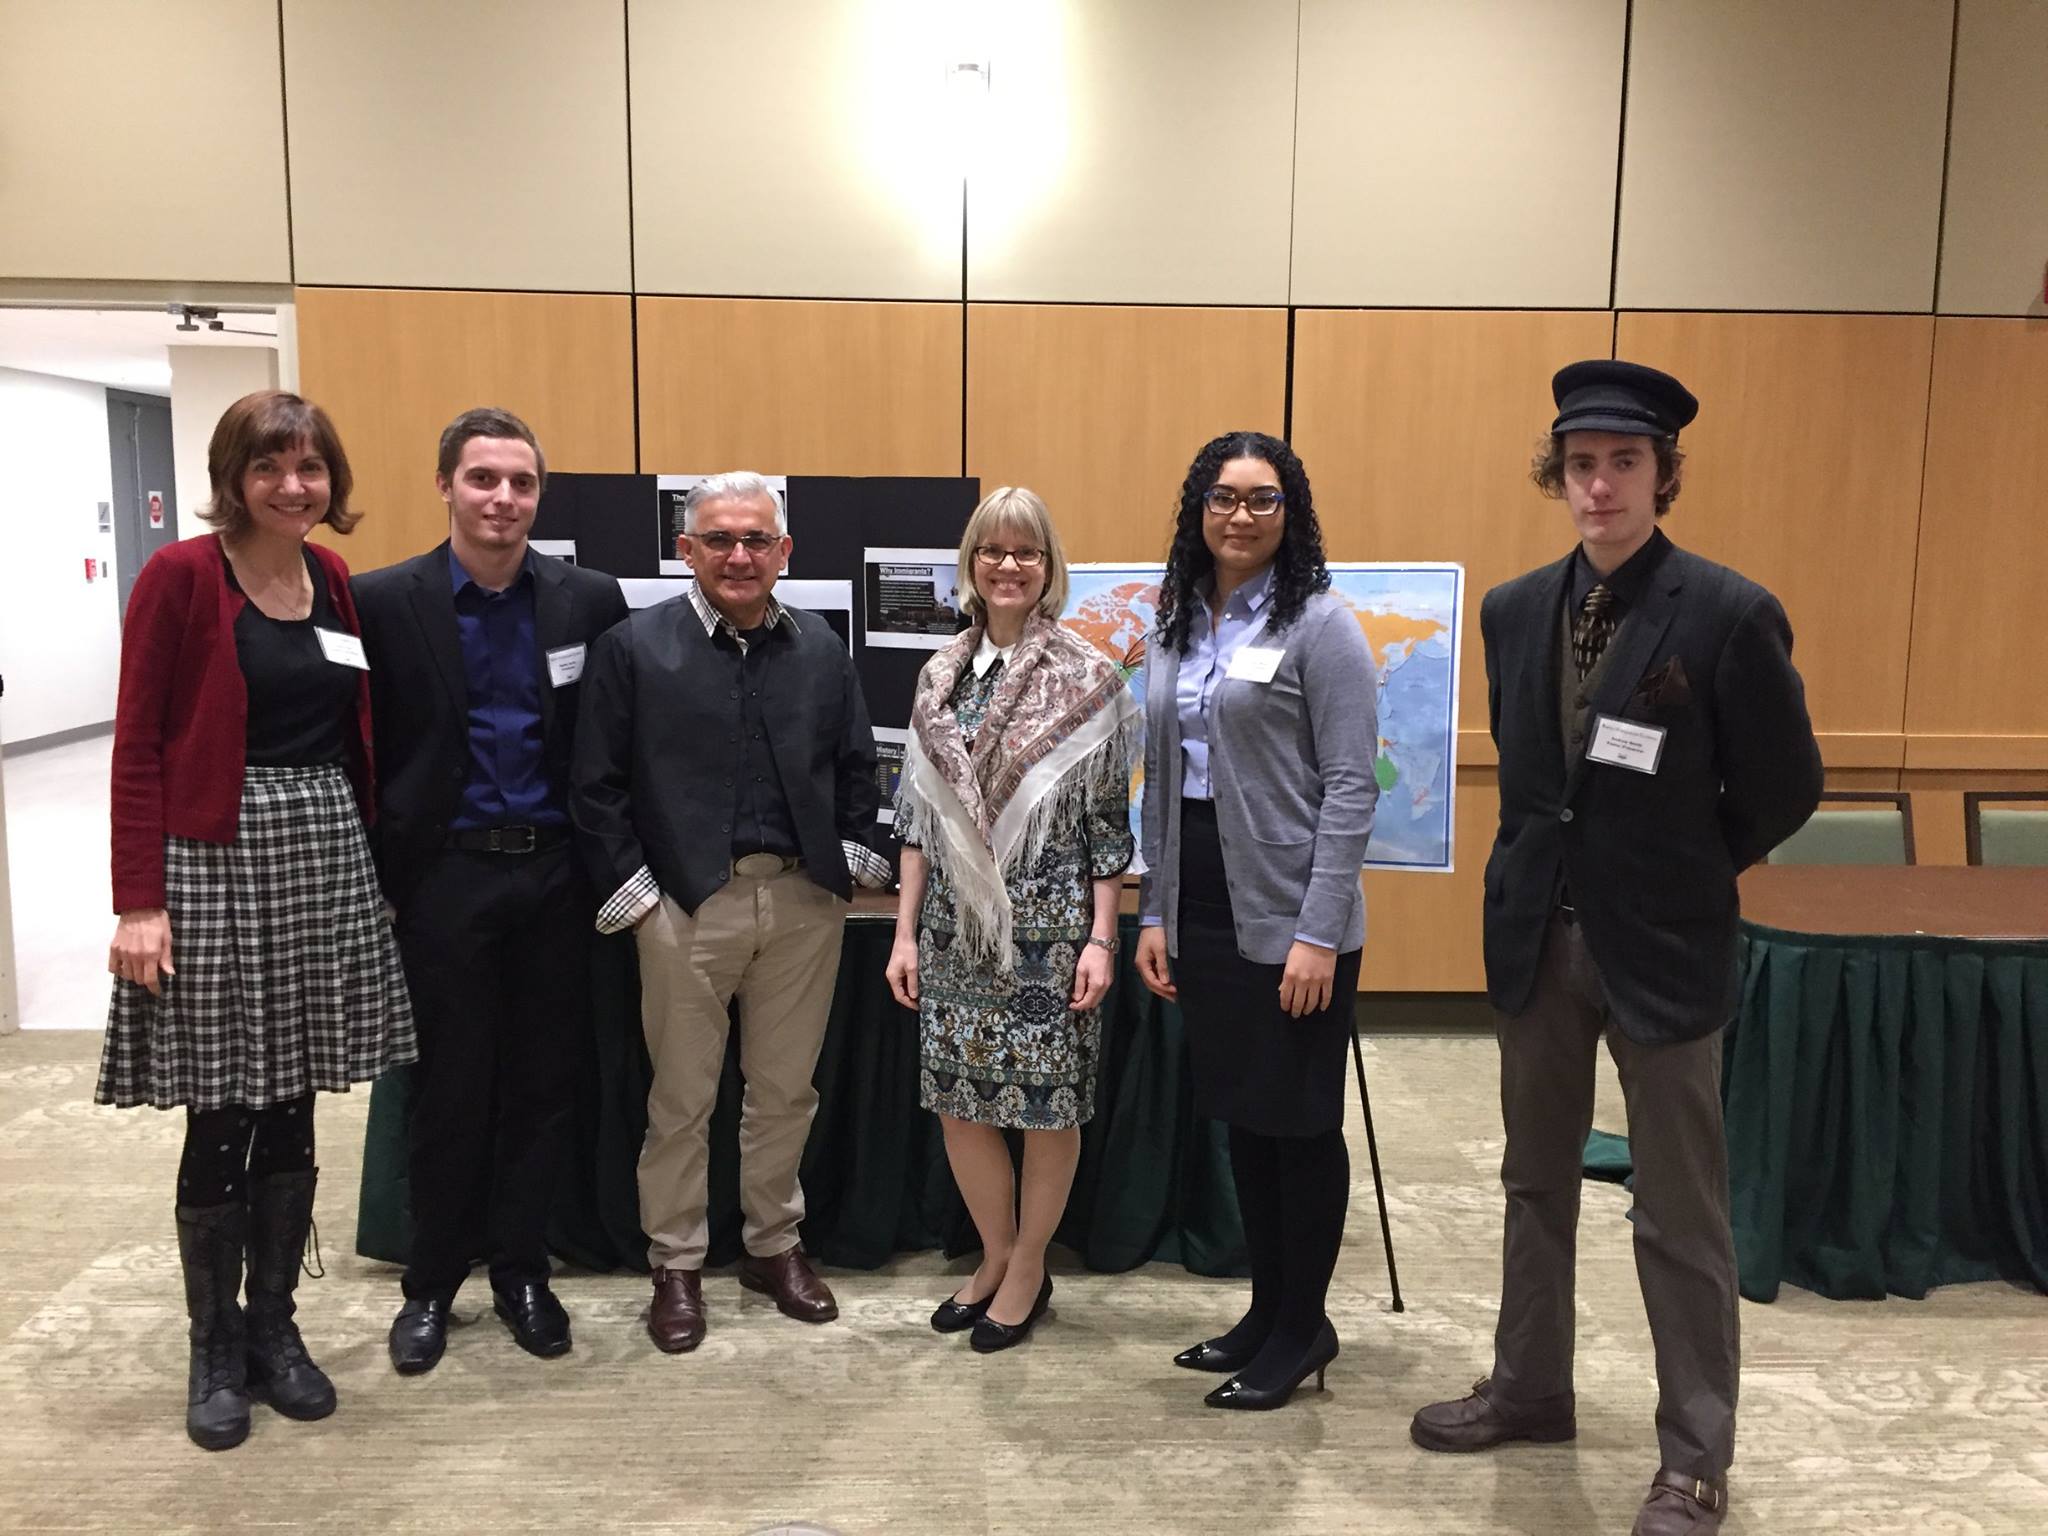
[1173,1338,1257,1373]
[930,1291,994,1334]
[969,1275,1053,1354]
[1203,1320,1339,1411]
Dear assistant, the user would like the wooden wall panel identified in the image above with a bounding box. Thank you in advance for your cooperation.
[636,299,961,475]
[1360,772,1497,992]
[1904,319,2048,748]
[1938,0,2048,316]
[1292,309,1617,762]
[1615,0,1951,311]
[296,288,635,574]
[0,0,289,282]
[1615,313,1934,766]
[964,306,1286,561]
[1291,0,1625,307]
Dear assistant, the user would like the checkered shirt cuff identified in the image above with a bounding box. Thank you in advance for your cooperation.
[843,839,892,891]
[596,865,662,934]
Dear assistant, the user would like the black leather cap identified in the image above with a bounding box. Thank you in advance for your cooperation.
[1550,360,1698,438]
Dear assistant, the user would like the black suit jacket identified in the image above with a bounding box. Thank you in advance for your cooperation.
[1481,530,1823,1044]
[352,541,629,904]
[570,596,880,915]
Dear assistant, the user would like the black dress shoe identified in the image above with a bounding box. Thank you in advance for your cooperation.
[969,1274,1053,1354]
[493,1282,571,1359]
[1204,1320,1339,1411]
[389,1297,452,1376]
[1173,1337,1257,1373]
[931,1290,994,1334]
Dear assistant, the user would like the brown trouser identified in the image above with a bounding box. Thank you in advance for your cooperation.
[634,869,847,1271]
[1491,911,1740,1480]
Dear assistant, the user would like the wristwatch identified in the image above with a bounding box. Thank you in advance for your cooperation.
[1085,935,1118,955]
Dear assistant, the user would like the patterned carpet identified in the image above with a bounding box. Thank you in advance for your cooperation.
[1,1026,2041,1535]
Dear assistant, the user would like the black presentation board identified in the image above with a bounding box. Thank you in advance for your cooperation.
[532,472,979,730]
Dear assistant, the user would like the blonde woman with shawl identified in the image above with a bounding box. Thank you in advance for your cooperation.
[885,488,1138,1354]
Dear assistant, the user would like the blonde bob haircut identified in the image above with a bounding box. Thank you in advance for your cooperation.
[957,486,1069,621]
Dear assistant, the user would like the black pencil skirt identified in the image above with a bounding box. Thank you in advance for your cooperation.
[1173,799,1361,1138]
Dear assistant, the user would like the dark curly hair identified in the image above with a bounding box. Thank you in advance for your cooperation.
[1157,431,1330,654]
[1531,432,1686,516]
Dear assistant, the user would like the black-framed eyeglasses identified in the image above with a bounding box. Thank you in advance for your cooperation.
[1203,486,1284,517]
[691,530,780,555]
[973,545,1046,568]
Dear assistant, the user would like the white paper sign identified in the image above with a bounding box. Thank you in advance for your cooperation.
[1225,645,1285,684]
[315,628,369,670]
[1587,713,1666,774]
[545,643,587,687]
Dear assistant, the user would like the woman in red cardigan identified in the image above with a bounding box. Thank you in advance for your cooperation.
[97,391,416,1452]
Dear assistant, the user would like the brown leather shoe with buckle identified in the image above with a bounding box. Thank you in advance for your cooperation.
[1410,1377,1577,1453]
[648,1267,705,1353]
[737,1244,839,1323]
[1631,1469,1727,1534]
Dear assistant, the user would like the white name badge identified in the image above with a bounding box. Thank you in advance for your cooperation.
[546,643,588,688]
[314,628,369,670]
[1587,713,1666,774]
[1225,646,1285,684]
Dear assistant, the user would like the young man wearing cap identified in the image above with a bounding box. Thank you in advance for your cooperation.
[1411,362,1823,1534]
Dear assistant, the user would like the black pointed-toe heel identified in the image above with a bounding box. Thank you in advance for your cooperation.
[930,1291,994,1334]
[1173,1338,1257,1373]
[1202,1321,1339,1411]
[969,1274,1053,1354]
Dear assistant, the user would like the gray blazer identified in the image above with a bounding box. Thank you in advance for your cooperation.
[1139,589,1379,963]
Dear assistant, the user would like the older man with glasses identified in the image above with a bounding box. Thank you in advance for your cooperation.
[570,471,888,1354]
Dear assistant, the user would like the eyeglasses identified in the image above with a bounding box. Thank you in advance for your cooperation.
[1203,486,1284,517]
[972,545,1046,568]
[691,530,781,555]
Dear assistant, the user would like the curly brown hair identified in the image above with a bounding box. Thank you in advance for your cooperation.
[1530,432,1686,517]
[200,390,359,536]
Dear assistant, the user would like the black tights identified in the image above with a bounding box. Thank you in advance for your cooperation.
[1213,1122,1351,1390]
[177,1094,316,1207]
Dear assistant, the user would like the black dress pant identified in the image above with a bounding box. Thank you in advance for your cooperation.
[395,842,586,1300]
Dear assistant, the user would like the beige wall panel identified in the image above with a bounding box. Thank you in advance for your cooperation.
[1615,1,1951,312]
[1292,0,1625,308]
[296,288,635,574]
[282,0,630,291]
[1904,318,2048,743]
[966,0,1297,303]
[1292,309,1617,753]
[1938,1,2048,316]
[965,306,1286,560]
[0,0,288,281]
[628,2,960,300]
[637,299,961,474]
[1617,312,1933,744]
[1360,771,1494,991]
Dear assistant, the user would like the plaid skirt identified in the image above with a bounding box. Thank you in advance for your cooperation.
[96,764,418,1111]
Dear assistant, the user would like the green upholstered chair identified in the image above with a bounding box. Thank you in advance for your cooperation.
[1766,791,1915,866]
[1965,792,2048,868]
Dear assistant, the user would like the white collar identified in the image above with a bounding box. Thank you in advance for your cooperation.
[972,633,1014,678]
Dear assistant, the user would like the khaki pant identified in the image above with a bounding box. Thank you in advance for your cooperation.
[634,870,847,1270]
[1491,912,1740,1481]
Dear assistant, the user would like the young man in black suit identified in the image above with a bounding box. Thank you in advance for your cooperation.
[1412,362,1823,1535]
[353,407,628,1373]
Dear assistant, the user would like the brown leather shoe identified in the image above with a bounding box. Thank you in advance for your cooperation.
[1410,1378,1576,1453]
[737,1244,839,1323]
[648,1267,705,1353]
[1631,1470,1727,1534]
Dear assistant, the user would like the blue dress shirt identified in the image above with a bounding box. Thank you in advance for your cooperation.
[1177,565,1275,801]
[447,546,562,829]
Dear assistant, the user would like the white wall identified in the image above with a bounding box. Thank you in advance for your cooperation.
[0,368,122,745]
[169,344,279,525]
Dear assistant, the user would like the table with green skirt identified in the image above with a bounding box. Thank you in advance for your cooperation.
[1602,865,2048,1304]
[355,909,1251,1276]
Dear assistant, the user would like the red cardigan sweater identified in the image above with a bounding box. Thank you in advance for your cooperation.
[110,534,376,913]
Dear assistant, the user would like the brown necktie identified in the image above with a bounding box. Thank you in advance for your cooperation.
[1573,584,1617,680]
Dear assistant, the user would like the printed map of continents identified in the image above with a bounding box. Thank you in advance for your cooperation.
[1061,564,1464,872]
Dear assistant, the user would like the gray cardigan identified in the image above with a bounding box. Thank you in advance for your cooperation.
[1139,589,1380,963]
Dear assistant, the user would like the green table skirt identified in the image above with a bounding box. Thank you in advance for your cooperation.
[1724,924,2048,1302]
[355,914,1249,1276]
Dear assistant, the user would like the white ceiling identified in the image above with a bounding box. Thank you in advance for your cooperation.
[0,306,277,394]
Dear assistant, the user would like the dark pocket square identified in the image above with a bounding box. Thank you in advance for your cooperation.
[1632,656,1693,711]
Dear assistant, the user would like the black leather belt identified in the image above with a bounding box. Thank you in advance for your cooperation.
[444,824,570,854]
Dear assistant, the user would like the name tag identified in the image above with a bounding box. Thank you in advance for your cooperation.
[1225,646,1285,684]
[1587,713,1665,774]
[314,628,369,670]
[546,643,587,688]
